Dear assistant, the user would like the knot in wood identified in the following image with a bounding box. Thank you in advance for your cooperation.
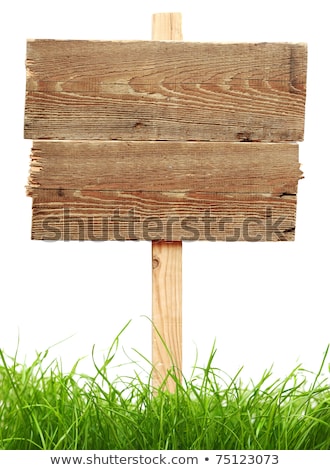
[152,256,160,269]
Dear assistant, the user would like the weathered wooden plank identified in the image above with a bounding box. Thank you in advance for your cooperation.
[30,191,297,241]
[24,40,307,142]
[27,141,301,241]
[28,141,301,195]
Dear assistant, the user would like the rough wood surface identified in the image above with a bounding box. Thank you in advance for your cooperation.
[28,141,301,241]
[30,192,298,241]
[25,40,307,142]
[28,141,301,194]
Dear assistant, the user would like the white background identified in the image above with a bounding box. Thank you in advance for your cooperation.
[1,0,329,384]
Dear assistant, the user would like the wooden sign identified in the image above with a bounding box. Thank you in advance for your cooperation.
[24,12,307,391]
[25,40,307,242]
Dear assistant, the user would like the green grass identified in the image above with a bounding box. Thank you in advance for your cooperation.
[0,334,329,450]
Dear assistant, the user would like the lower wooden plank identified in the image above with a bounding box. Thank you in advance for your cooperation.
[28,141,301,241]
[30,190,297,241]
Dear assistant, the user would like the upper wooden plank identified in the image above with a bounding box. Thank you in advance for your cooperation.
[24,40,307,142]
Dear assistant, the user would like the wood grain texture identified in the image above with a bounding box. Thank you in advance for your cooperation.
[24,40,307,142]
[30,191,298,241]
[152,240,182,392]
[152,12,182,40]
[28,141,301,241]
[28,141,301,194]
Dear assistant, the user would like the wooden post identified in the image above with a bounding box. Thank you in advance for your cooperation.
[152,13,183,392]
[152,12,182,41]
